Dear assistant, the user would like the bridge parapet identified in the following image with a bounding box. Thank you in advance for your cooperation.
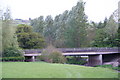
[24,47,119,54]
[60,47,119,52]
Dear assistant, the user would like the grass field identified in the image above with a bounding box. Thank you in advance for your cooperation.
[2,62,118,78]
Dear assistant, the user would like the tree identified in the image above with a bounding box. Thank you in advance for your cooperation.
[64,1,87,48]
[114,26,120,47]
[31,16,45,34]
[53,10,69,47]
[2,8,23,58]
[91,28,109,47]
[96,18,108,29]
[16,24,46,49]
[43,15,55,44]
[91,14,118,47]
[85,21,96,47]
[105,15,118,36]
[0,8,2,57]
[29,1,88,48]
[2,8,19,49]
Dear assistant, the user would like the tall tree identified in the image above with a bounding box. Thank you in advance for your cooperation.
[31,16,45,34]
[85,22,96,47]
[2,8,18,49]
[105,15,118,36]
[30,1,89,48]
[0,8,2,57]
[64,1,87,48]
[54,10,69,47]
[1,8,24,58]
[43,15,54,45]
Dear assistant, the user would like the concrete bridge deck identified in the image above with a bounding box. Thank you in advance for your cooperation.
[24,52,118,56]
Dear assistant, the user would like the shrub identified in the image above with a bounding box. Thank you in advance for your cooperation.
[2,47,23,57]
[2,47,25,62]
[49,51,66,63]
[38,45,66,63]
[1,57,25,62]
[66,56,87,65]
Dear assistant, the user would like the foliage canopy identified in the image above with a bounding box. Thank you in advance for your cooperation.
[16,24,46,49]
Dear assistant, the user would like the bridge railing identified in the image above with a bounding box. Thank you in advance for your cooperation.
[24,47,119,54]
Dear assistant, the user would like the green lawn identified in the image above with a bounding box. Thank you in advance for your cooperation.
[2,62,118,78]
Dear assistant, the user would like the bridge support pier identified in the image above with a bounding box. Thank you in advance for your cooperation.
[32,56,35,62]
[88,54,102,66]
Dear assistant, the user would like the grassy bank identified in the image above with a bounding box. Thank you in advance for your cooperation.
[2,62,118,78]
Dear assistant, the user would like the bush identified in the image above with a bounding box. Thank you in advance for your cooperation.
[2,47,23,57]
[2,47,25,62]
[37,45,66,63]
[1,57,25,62]
[49,52,66,63]
[66,56,87,65]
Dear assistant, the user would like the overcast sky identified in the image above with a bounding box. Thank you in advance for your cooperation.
[0,0,119,22]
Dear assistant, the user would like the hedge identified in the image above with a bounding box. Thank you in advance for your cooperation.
[1,57,25,62]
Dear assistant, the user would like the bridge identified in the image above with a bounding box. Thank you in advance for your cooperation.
[24,47,120,66]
